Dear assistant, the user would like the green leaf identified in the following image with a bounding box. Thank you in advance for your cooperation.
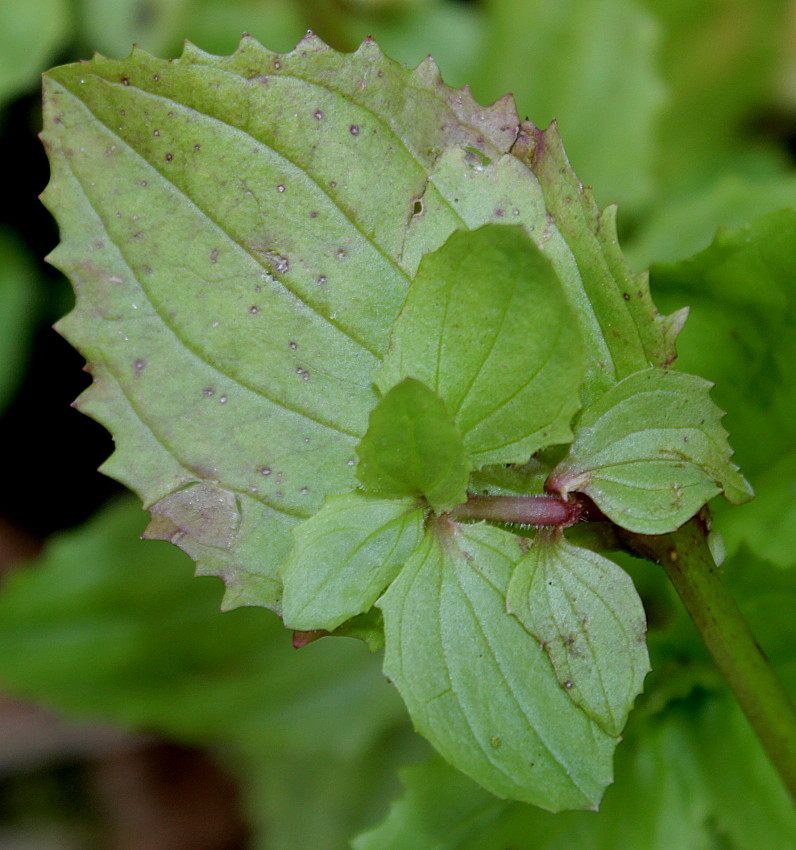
[475,0,665,210]
[43,36,680,608]
[507,531,650,736]
[0,0,69,108]
[511,126,687,403]
[280,492,424,631]
[356,379,470,512]
[377,225,585,467]
[379,520,617,811]
[548,367,753,534]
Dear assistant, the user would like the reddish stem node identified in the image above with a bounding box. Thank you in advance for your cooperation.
[449,494,583,527]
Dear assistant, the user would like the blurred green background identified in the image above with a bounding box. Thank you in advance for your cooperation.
[0,0,795,847]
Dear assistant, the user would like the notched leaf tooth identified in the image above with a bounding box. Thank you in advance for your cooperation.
[413,55,442,87]
[293,30,332,56]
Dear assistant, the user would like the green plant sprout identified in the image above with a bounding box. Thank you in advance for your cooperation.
[40,33,796,812]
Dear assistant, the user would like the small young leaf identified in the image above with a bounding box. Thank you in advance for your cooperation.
[377,225,585,467]
[378,520,617,812]
[548,368,753,534]
[280,492,424,632]
[356,379,470,512]
[507,531,650,736]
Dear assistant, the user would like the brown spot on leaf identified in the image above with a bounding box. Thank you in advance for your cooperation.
[144,483,240,549]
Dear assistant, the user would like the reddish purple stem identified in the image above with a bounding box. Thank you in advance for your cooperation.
[450,494,582,527]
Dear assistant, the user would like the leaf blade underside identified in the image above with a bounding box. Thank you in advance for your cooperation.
[378,520,617,812]
[280,492,424,632]
[548,368,753,534]
[507,532,650,736]
[377,225,585,467]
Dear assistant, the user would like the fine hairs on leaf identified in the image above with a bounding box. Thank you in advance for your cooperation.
[41,32,796,816]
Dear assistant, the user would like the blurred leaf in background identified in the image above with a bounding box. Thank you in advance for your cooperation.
[0,0,71,110]
[0,498,423,849]
[474,0,664,211]
[650,210,796,565]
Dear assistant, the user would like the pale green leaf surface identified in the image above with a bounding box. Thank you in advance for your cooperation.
[357,379,469,512]
[475,0,664,210]
[549,368,752,534]
[40,37,524,608]
[377,226,584,466]
[650,210,796,560]
[0,0,69,108]
[280,492,424,631]
[379,522,617,812]
[0,228,39,410]
[507,533,649,736]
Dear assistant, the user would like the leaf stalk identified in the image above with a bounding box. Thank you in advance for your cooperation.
[450,494,583,527]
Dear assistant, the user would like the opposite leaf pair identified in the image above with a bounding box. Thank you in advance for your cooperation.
[280,222,749,810]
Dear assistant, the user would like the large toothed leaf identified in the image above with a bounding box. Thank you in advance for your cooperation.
[43,35,679,609]
[377,226,584,467]
[356,379,470,512]
[378,521,617,811]
[280,492,424,632]
[507,532,650,736]
[548,368,753,534]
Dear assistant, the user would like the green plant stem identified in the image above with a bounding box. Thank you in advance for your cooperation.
[623,518,796,804]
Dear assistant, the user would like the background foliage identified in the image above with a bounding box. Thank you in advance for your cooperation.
[0,0,795,846]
